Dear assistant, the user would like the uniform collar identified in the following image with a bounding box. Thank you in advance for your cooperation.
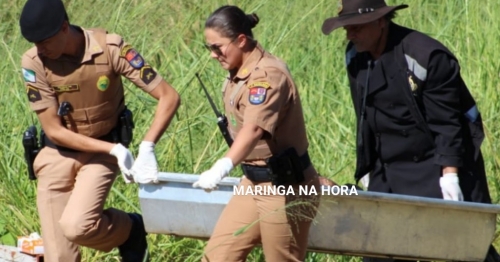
[81,27,104,63]
[231,42,265,81]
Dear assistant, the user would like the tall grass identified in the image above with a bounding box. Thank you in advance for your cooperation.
[0,0,499,261]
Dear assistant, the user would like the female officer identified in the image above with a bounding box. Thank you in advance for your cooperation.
[192,5,322,262]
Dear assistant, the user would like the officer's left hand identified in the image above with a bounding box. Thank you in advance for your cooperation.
[439,173,463,201]
[130,141,159,184]
[193,157,234,192]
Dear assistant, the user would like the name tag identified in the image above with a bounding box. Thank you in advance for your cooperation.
[53,84,80,93]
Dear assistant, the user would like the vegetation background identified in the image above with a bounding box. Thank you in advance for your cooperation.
[0,0,499,261]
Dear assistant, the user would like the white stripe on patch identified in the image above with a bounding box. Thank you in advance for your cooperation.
[22,68,36,83]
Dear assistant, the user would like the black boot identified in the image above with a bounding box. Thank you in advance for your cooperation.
[118,213,148,262]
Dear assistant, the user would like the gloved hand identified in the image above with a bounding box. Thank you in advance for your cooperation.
[193,157,234,192]
[109,143,135,183]
[360,172,370,189]
[130,141,159,184]
[439,173,463,201]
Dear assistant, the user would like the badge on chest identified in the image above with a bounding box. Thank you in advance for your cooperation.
[248,81,270,105]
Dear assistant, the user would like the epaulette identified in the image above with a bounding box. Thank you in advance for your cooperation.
[106,33,124,47]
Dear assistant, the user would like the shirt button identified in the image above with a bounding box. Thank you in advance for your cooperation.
[413,156,419,162]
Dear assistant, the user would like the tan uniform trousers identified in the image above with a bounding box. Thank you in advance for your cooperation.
[34,146,132,262]
[202,169,320,262]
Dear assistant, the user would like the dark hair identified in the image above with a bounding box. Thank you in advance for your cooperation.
[205,5,259,40]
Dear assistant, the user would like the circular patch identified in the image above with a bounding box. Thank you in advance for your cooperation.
[97,75,110,91]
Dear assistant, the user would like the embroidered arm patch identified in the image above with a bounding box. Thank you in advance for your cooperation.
[140,66,157,85]
[248,82,270,105]
[27,85,41,102]
[22,68,36,83]
[120,44,145,69]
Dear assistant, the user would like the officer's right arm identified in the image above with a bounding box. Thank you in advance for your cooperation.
[21,52,115,154]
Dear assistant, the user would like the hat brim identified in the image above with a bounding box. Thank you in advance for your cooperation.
[321,5,408,35]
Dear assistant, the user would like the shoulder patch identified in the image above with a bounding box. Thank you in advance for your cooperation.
[248,81,270,105]
[27,85,41,102]
[248,81,270,89]
[106,33,124,46]
[120,44,145,69]
[120,44,133,57]
[22,68,36,83]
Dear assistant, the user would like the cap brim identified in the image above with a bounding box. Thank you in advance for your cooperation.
[321,4,408,35]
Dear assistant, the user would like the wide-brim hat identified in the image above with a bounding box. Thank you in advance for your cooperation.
[322,0,408,35]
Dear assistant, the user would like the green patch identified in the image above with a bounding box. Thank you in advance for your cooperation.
[97,75,110,91]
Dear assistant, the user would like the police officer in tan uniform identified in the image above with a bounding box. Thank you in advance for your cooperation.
[192,5,321,262]
[19,0,180,261]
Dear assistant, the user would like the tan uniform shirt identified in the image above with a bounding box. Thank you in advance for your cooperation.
[223,43,309,165]
[21,26,163,137]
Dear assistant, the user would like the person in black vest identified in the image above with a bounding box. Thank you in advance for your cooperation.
[321,0,499,261]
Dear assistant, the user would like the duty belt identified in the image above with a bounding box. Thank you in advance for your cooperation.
[242,151,311,182]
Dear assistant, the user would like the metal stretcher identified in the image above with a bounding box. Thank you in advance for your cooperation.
[138,172,500,261]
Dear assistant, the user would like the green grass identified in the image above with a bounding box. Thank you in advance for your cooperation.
[1,0,499,261]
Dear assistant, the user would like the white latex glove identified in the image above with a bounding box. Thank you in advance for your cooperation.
[439,173,463,201]
[193,157,234,192]
[109,143,135,183]
[360,172,370,189]
[130,141,159,184]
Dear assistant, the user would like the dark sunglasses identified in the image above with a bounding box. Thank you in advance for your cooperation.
[204,43,224,56]
[204,38,237,56]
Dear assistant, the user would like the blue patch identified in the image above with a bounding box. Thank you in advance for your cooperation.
[125,49,145,69]
[248,87,267,105]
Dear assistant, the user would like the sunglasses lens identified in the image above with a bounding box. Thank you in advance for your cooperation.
[205,44,222,55]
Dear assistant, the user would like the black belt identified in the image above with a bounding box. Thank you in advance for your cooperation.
[242,151,311,182]
[43,131,116,152]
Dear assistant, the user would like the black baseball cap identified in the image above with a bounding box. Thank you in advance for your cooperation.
[20,0,69,43]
